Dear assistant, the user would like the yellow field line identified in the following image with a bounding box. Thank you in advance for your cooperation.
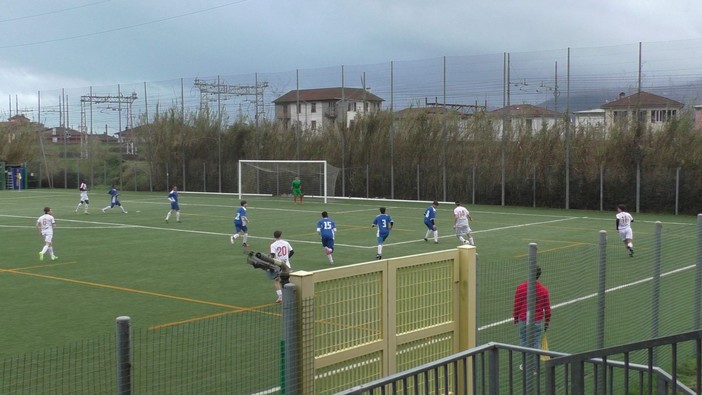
[2,261,78,270]
[526,239,595,245]
[4,267,399,334]
[1,268,252,311]
[149,304,282,330]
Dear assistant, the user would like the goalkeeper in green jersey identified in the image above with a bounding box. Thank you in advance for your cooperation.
[291,176,303,204]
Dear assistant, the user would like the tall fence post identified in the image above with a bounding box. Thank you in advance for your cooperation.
[695,214,702,330]
[365,164,369,199]
[596,230,607,349]
[472,164,476,205]
[283,283,299,395]
[652,221,662,363]
[115,316,131,395]
[526,243,538,392]
[675,167,680,215]
[599,164,604,211]
[416,164,420,201]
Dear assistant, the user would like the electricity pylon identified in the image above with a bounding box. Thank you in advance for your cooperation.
[80,92,138,158]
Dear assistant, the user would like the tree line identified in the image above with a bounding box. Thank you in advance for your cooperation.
[2,106,701,214]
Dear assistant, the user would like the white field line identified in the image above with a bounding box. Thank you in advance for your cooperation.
[0,214,582,248]
[0,214,138,228]
[0,224,124,229]
[0,214,223,235]
[478,264,696,331]
[368,217,582,250]
[95,200,702,228]
[302,216,582,250]
[0,214,329,246]
[574,215,695,227]
[126,198,381,215]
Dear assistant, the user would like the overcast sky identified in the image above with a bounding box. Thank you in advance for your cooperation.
[2,0,701,127]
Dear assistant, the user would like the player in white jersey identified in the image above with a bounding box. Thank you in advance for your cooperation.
[616,204,634,257]
[36,206,58,261]
[75,180,90,214]
[453,201,474,246]
[269,230,294,303]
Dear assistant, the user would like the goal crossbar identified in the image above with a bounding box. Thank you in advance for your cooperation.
[238,160,336,203]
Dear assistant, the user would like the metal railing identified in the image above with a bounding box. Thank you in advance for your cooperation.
[545,329,702,395]
[335,342,561,394]
[336,334,701,395]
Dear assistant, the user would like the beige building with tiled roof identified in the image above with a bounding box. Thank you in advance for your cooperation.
[273,87,383,130]
[601,91,683,131]
[489,104,561,138]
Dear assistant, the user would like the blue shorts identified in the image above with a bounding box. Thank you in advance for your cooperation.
[376,232,389,244]
[170,202,180,210]
[234,224,248,233]
[424,220,435,230]
[111,199,122,207]
[321,236,335,250]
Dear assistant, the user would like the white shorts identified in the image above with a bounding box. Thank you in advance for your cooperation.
[618,228,633,241]
[42,232,54,243]
[455,224,471,235]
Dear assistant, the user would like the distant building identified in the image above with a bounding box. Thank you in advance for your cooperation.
[395,105,475,135]
[488,104,561,138]
[1,115,40,144]
[4,114,32,126]
[574,108,606,129]
[90,133,119,144]
[42,127,83,144]
[115,128,140,155]
[600,91,683,131]
[273,87,383,130]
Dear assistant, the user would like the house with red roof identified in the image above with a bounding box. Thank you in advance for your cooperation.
[488,104,561,138]
[600,91,683,131]
[273,87,383,130]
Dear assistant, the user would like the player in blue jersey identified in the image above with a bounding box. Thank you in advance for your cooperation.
[230,200,249,247]
[101,185,128,213]
[423,200,439,243]
[371,207,393,260]
[316,211,337,264]
[165,185,181,223]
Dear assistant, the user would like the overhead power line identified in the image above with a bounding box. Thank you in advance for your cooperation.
[0,0,249,49]
[0,1,111,23]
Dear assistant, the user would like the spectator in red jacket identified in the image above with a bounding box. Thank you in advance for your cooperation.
[513,265,551,349]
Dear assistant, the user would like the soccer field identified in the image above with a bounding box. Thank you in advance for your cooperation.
[0,188,698,360]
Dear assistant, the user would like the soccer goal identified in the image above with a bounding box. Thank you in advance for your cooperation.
[238,160,339,203]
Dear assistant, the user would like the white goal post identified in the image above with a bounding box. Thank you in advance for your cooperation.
[238,160,339,203]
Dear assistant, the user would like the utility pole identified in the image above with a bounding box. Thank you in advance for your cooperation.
[193,78,269,190]
[193,78,268,121]
[80,92,138,158]
[533,61,560,114]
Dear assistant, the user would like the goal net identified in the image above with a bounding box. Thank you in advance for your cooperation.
[238,160,339,203]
